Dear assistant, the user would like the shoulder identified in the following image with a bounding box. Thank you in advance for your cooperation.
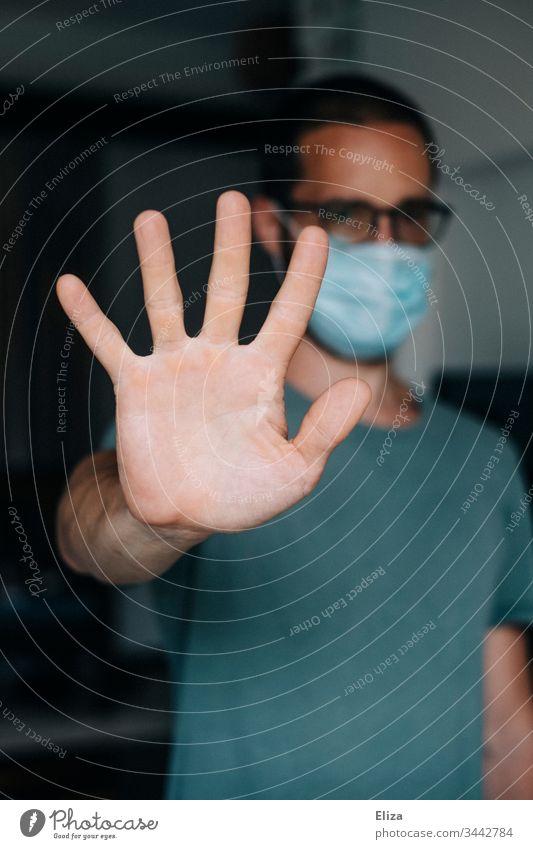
[427,396,523,493]
[427,394,516,454]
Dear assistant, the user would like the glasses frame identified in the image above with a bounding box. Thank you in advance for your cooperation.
[287,198,453,245]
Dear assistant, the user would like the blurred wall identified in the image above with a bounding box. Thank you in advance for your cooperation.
[357,0,533,383]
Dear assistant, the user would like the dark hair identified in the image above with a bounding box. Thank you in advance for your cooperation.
[259,74,435,204]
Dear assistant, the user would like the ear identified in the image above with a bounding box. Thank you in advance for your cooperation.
[251,195,284,258]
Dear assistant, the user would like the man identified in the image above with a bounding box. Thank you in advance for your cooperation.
[56,75,533,799]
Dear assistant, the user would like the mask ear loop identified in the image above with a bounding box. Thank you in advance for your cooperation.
[269,208,303,283]
[270,251,286,284]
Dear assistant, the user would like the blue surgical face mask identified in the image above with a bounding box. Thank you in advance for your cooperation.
[307,237,432,360]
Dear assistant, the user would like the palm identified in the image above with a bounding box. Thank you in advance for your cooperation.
[57,192,369,535]
[116,342,302,529]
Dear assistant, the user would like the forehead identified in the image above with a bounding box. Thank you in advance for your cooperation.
[292,122,431,202]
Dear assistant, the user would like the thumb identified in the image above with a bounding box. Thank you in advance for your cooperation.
[292,378,371,481]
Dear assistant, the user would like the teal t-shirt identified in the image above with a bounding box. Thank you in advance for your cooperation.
[103,385,533,799]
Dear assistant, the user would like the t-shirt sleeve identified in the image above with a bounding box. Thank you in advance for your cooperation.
[490,442,533,627]
[99,422,116,451]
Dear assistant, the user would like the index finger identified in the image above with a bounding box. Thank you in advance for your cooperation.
[56,274,135,383]
[253,226,329,365]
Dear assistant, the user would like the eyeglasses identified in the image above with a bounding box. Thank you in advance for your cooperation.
[288,198,452,246]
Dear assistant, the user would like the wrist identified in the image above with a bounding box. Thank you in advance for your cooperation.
[155,521,210,548]
[122,501,210,549]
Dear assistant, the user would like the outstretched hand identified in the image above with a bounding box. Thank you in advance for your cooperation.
[56,191,370,533]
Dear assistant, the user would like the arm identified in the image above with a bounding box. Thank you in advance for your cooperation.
[483,625,533,799]
[56,450,207,585]
[55,192,370,585]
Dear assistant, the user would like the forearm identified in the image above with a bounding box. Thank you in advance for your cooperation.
[484,627,533,799]
[56,451,208,585]
[484,706,533,799]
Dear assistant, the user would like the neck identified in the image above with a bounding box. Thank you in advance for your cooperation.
[286,336,423,429]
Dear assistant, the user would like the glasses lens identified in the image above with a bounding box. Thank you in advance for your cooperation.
[290,201,451,245]
[315,203,375,243]
[396,202,450,244]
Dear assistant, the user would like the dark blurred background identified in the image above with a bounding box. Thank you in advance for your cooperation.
[1,0,532,799]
